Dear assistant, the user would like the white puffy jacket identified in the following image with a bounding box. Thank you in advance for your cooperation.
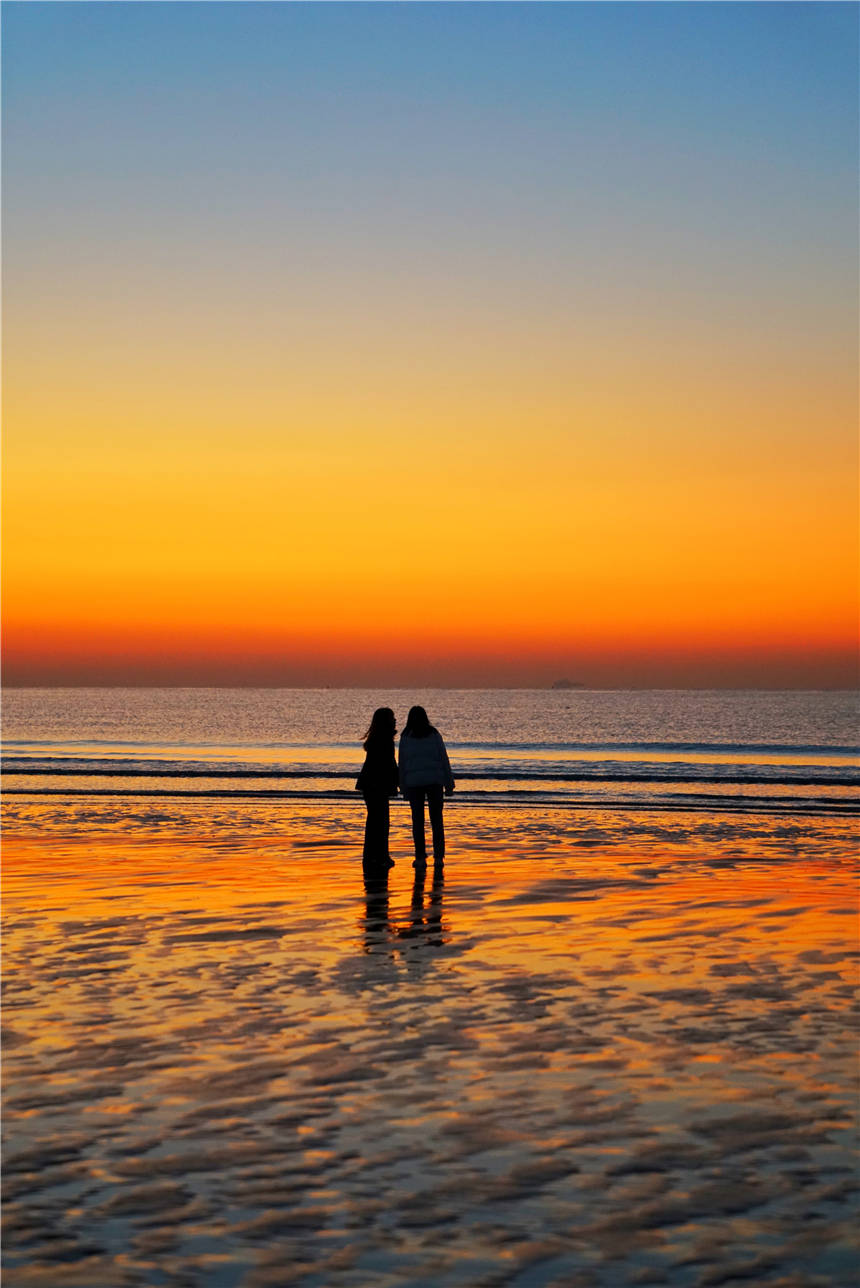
[398,729,455,793]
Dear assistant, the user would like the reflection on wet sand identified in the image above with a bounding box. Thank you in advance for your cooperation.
[362,864,447,977]
[402,864,445,948]
[2,799,858,1287]
[361,865,392,962]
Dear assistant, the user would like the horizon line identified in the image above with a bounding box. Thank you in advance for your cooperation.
[2,683,857,694]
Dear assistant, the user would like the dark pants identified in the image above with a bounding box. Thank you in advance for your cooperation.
[408,785,445,862]
[363,792,390,862]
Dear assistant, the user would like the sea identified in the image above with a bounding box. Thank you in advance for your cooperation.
[2,687,857,816]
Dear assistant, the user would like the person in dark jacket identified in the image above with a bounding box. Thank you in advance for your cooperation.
[398,705,454,869]
[356,707,398,869]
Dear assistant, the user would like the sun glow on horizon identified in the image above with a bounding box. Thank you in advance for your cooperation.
[2,3,857,687]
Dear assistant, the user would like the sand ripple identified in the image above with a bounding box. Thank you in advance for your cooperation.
[3,802,858,1286]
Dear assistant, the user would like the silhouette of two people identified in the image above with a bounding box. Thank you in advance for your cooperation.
[356,704,454,873]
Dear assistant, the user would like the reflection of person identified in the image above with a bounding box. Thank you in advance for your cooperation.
[398,706,454,869]
[397,865,446,977]
[409,863,445,945]
[362,867,392,954]
[356,707,398,869]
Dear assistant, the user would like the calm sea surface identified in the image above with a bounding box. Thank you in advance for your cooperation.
[2,688,857,815]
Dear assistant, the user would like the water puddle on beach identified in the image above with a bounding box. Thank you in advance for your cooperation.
[2,799,858,1287]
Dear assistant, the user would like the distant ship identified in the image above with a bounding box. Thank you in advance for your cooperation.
[550,678,584,690]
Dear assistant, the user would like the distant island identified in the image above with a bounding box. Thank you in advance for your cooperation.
[550,679,584,690]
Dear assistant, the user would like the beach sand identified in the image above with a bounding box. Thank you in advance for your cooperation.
[3,797,858,1287]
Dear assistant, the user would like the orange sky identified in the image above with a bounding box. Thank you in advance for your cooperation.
[3,4,857,687]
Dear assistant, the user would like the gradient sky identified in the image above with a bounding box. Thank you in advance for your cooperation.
[3,1,857,687]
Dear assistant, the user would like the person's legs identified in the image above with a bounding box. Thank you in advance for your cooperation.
[363,795,376,860]
[409,789,427,862]
[363,793,390,862]
[379,795,390,856]
[427,784,445,862]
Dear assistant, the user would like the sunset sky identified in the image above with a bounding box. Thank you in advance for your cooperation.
[3,2,857,688]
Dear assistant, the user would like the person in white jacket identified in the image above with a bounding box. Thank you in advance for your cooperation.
[398,705,455,868]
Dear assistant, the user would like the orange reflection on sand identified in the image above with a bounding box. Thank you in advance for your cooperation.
[2,801,857,1286]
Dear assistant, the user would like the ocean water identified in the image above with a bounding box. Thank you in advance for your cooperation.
[2,688,857,815]
[4,690,859,1286]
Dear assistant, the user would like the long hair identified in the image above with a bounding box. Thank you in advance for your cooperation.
[403,705,434,739]
[363,707,396,751]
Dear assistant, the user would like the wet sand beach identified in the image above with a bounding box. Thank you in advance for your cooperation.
[3,797,858,1287]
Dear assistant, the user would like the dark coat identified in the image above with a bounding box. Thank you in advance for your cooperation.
[356,739,398,797]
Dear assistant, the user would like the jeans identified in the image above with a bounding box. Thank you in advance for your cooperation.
[362,792,390,862]
[408,784,445,862]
